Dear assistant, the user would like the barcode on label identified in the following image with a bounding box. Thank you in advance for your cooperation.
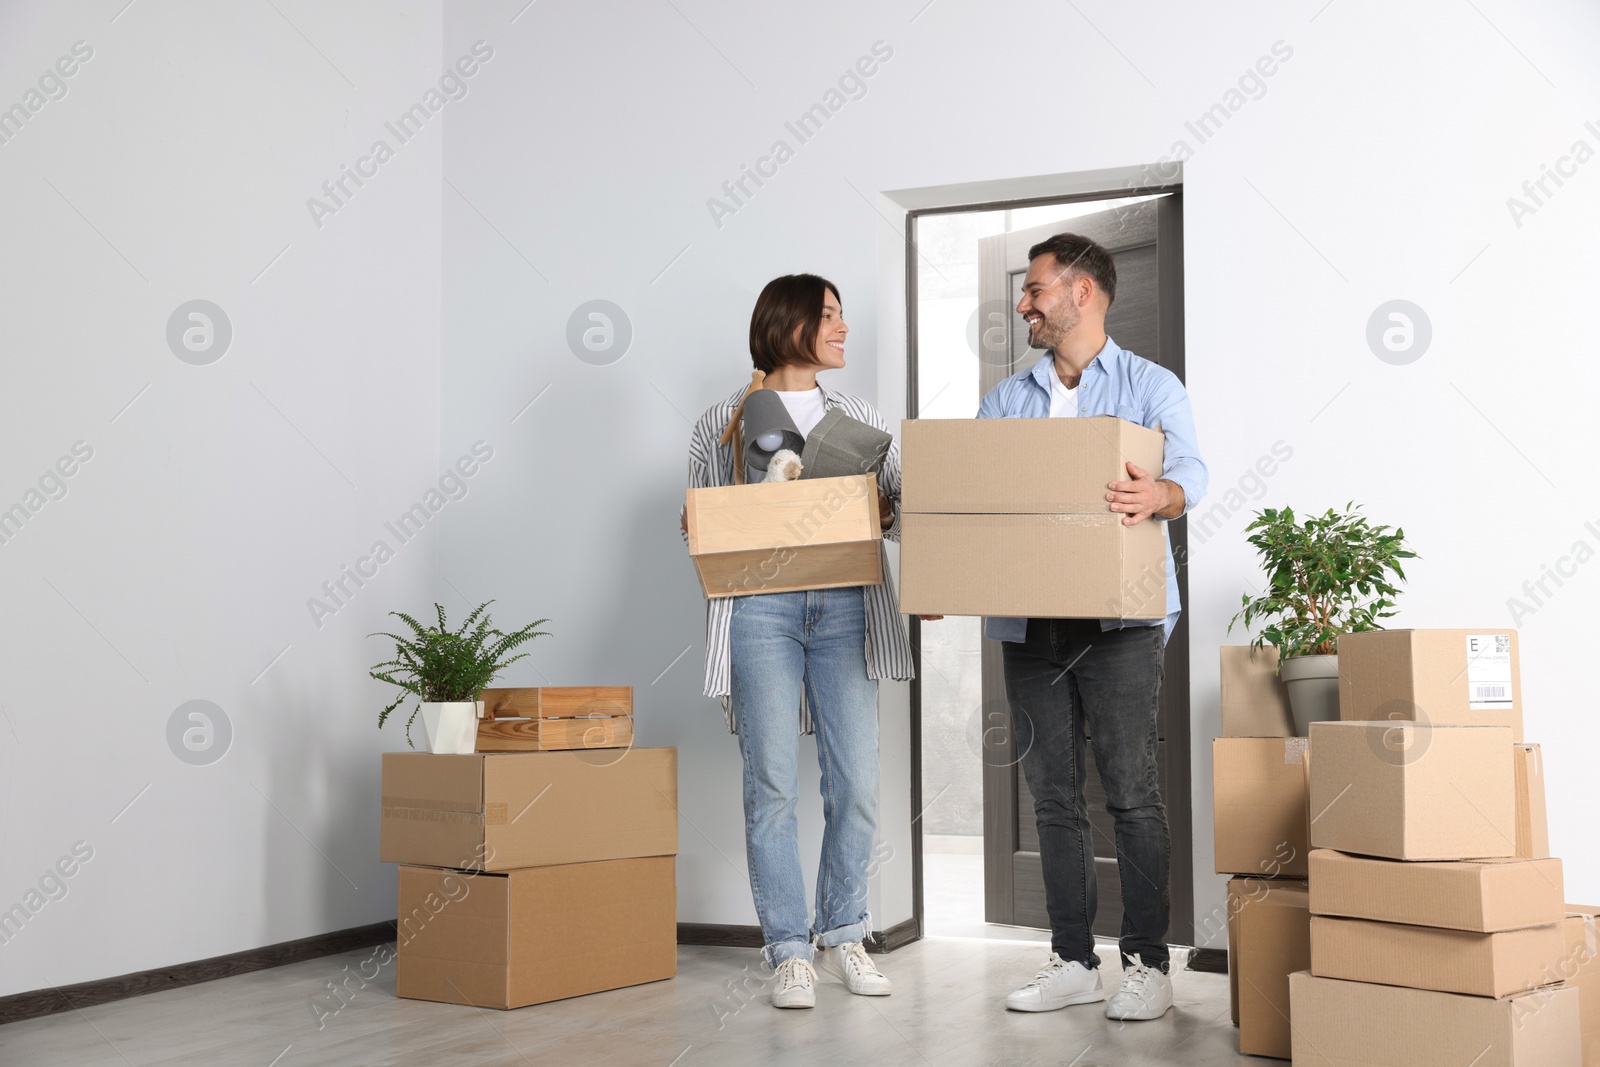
[1473,685,1507,700]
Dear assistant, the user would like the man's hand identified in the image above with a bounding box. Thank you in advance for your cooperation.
[878,490,894,530]
[918,615,944,621]
[1107,462,1185,526]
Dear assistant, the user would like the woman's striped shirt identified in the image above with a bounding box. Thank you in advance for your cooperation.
[684,379,917,734]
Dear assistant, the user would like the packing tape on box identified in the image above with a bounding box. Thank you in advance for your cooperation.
[1568,912,1598,959]
[1525,744,1542,776]
[1282,737,1308,765]
[382,805,487,826]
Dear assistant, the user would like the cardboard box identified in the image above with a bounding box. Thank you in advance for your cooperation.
[1288,971,1581,1066]
[1213,737,1309,877]
[1230,877,1310,1059]
[1308,849,1564,932]
[1310,915,1566,998]
[1516,743,1550,860]
[1308,721,1516,860]
[685,474,882,598]
[1338,629,1523,741]
[381,749,678,871]
[395,856,676,1009]
[1220,645,1294,737]
[1564,906,1600,1066]
[1226,878,1244,1026]
[897,417,1166,619]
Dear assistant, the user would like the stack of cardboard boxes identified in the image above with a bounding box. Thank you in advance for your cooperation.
[1213,645,1311,1060]
[1214,631,1600,1063]
[1289,629,1590,1065]
[378,688,679,1010]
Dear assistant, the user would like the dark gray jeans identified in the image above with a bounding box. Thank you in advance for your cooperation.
[1001,618,1170,972]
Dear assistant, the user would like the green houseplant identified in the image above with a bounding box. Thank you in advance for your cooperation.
[370,602,551,752]
[1228,504,1416,734]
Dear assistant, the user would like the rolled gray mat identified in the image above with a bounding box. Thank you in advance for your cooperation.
[799,408,892,480]
[741,389,806,484]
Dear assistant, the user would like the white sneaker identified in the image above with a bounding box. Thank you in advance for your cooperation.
[1104,955,1172,1020]
[1003,953,1105,1012]
[770,957,816,1009]
[817,941,892,996]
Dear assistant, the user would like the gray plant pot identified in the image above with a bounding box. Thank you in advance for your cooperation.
[1278,654,1340,737]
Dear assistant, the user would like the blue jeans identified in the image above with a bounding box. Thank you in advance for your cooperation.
[1001,618,1170,972]
[730,587,879,967]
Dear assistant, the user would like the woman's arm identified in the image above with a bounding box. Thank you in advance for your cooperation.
[861,405,902,544]
[681,417,715,541]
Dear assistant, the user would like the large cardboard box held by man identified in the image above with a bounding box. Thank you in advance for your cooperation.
[1307,722,1515,860]
[1308,849,1564,932]
[396,856,676,1009]
[1310,915,1567,998]
[685,474,883,598]
[1338,629,1523,740]
[1288,971,1581,1066]
[380,749,678,871]
[1213,737,1309,877]
[897,417,1166,619]
[1230,877,1310,1059]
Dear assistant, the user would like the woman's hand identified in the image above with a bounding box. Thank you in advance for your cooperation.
[878,490,894,530]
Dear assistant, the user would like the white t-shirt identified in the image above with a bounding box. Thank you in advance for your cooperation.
[1048,371,1080,418]
[774,387,827,437]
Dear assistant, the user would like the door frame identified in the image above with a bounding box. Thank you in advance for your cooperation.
[894,163,1190,949]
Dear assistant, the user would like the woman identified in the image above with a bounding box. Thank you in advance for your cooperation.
[685,274,923,1009]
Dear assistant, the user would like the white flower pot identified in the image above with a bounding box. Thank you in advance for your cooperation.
[1278,654,1340,736]
[419,701,482,754]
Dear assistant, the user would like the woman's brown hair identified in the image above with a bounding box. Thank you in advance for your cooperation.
[748,273,840,374]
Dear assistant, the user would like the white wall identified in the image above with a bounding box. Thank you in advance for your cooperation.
[0,2,443,995]
[439,0,1600,949]
[6,0,1599,998]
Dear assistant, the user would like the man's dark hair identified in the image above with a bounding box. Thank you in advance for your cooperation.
[1027,233,1117,308]
[749,273,840,373]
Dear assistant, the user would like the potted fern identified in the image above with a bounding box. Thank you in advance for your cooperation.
[1228,505,1416,735]
[370,602,551,753]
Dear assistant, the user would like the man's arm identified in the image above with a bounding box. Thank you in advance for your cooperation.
[1106,371,1207,526]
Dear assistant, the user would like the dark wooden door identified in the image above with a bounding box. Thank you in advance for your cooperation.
[976,196,1194,946]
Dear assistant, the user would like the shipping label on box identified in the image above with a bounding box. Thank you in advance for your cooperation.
[897,417,1167,619]
[1308,849,1564,932]
[1288,971,1582,1066]
[1338,628,1524,741]
[1213,737,1309,877]
[1220,645,1294,737]
[686,474,883,598]
[1308,721,1516,861]
[1310,915,1568,998]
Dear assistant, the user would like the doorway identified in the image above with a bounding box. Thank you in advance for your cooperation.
[906,184,1194,949]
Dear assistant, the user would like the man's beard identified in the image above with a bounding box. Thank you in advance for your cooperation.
[1027,303,1079,350]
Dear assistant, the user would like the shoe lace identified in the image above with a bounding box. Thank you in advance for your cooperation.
[844,942,880,977]
[1027,954,1070,987]
[1118,962,1155,997]
[777,959,813,992]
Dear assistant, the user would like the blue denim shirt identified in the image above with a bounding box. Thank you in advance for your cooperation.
[976,336,1208,644]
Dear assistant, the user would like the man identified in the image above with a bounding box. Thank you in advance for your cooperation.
[977,232,1207,1022]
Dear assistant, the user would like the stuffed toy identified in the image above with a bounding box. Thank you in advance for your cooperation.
[764,449,803,482]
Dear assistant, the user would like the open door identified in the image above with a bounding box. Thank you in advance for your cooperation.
[976,195,1194,947]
